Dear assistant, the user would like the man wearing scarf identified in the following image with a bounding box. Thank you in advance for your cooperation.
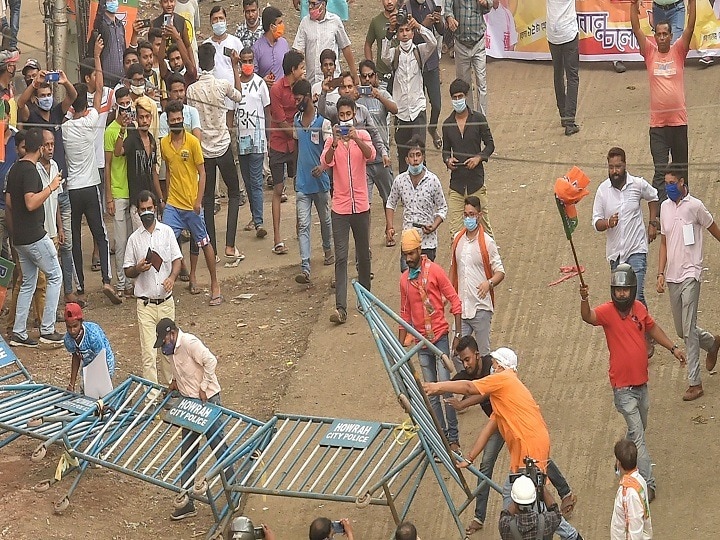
[399,228,462,454]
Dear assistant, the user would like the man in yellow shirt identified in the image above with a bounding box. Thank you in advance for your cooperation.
[160,100,222,305]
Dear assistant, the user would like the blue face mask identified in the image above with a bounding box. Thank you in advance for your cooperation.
[665,182,683,202]
[212,21,227,36]
[408,266,421,280]
[105,0,119,14]
[161,340,176,356]
[451,98,467,113]
[463,216,478,231]
[37,96,54,111]
[407,163,424,176]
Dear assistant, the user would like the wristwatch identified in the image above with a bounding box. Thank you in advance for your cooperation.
[454,332,461,338]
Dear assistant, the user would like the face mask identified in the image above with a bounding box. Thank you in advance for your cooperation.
[665,182,683,202]
[339,119,353,127]
[106,0,119,14]
[407,163,424,176]
[272,22,285,40]
[451,98,467,113]
[139,210,155,228]
[408,266,421,280]
[463,216,478,231]
[161,340,176,356]
[212,21,227,36]
[241,63,254,76]
[399,40,414,52]
[309,7,323,20]
[169,121,184,133]
[37,96,53,111]
[24,78,33,89]
[131,84,145,96]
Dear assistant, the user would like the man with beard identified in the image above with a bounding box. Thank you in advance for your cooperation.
[399,228,462,454]
[124,190,182,391]
[592,147,659,355]
[581,264,686,502]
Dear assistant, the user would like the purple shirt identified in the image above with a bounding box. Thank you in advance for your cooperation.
[252,35,290,80]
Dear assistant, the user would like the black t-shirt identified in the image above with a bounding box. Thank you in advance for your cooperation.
[451,355,494,418]
[27,103,68,176]
[123,130,157,205]
[6,160,46,245]
[152,13,187,50]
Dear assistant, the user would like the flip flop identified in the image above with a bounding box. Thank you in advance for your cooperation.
[386,238,396,247]
[188,282,201,295]
[465,518,483,535]
[560,492,577,517]
[103,286,123,305]
[272,242,289,255]
[243,220,255,232]
[91,258,101,272]
[209,295,224,306]
[178,268,190,282]
[225,248,245,261]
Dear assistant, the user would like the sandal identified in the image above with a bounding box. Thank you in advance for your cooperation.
[243,220,255,232]
[102,285,122,305]
[431,130,443,150]
[224,247,245,261]
[386,237,396,247]
[209,295,224,307]
[272,242,289,255]
[188,282,202,295]
[178,268,190,282]
[91,258,101,272]
[465,518,483,535]
[560,492,577,518]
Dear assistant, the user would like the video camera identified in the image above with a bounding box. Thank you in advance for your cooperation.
[509,457,547,511]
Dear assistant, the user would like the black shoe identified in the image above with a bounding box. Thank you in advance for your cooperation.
[330,308,347,324]
[40,331,64,345]
[565,124,580,136]
[170,501,197,521]
[613,60,626,73]
[9,333,38,348]
[575,534,583,540]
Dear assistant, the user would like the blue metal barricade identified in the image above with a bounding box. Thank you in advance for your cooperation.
[353,282,502,538]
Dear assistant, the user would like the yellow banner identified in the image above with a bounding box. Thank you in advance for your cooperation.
[484,0,720,60]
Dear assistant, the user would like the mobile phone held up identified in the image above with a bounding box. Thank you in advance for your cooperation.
[139,19,151,28]
[338,125,350,137]
[223,47,234,58]
[331,521,345,534]
[163,14,173,27]
[45,71,60,83]
[358,85,372,96]
[434,5,442,12]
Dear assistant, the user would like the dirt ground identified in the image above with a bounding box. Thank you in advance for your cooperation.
[2,1,720,539]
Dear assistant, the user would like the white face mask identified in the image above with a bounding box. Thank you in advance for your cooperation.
[339,119,353,127]
[399,40,413,52]
[130,84,145,95]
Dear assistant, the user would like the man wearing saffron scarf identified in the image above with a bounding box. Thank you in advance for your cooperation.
[399,228,462,454]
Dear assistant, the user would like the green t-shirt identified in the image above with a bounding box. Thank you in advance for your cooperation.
[103,120,129,200]
[366,12,392,77]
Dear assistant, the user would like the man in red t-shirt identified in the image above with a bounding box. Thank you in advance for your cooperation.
[630,0,695,203]
[580,264,686,501]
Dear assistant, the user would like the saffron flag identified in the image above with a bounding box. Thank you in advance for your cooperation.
[554,166,590,240]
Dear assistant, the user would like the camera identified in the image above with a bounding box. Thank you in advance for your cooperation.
[331,521,345,534]
[229,516,265,539]
[509,457,547,509]
[396,5,408,26]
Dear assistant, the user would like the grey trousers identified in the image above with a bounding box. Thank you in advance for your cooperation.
[667,278,715,386]
[453,39,487,116]
[548,33,579,126]
[332,210,371,312]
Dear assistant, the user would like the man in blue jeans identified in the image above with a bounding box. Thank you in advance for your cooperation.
[448,336,577,535]
[581,264,687,502]
[592,147,659,355]
[5,128,64,347]
[292,79,334,285]
[653,0,686,43]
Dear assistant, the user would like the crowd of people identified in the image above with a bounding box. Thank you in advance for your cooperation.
[0,0,716,537]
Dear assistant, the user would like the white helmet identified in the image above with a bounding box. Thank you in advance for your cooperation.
[510,475,537,505]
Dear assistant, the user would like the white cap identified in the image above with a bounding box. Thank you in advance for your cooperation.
[490,347,518,371]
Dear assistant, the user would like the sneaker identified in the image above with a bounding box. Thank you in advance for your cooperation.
[565,124,580,136]
[295,271,311,284]
[613,60,626,73]
[170,501,197,521]
[9,333,38,348]
[40,332,64,345]
[682,384,704,401]
[330,308,347,324]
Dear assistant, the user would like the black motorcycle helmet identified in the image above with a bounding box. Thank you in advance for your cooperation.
[610,263,637,312]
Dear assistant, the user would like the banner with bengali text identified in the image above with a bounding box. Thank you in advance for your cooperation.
[485,0,720,61]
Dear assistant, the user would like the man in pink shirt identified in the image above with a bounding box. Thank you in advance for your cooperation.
[399,228,463,454]
[657,164,720,401]
[321,96,375,324]
[630,0,695,203]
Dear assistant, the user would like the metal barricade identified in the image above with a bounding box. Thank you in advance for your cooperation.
[353,282,502,538]
[0,337,34,450]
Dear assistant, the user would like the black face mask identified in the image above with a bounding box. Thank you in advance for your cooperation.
[24,78,34,89]
[139,210,155,228]
[169,122,184,133]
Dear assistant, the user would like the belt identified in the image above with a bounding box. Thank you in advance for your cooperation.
[654,0,683,11]
[140,294,172,306]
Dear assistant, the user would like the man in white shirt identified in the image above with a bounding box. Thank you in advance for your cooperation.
[37,129,62,246]
[311,49,340,107]
[546,0,580,135]
[382,16,436,172]
[204,6,244,120]
[124,190,182,392]
[610,439,653,540]
[62,53,122,305]
[592,147,659,311]
[449,194,504,360]
[187,42,245,262]
[293,0,357,86]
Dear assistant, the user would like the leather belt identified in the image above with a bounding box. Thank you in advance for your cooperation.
[654,0,683,11]
[140,294,172,306]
